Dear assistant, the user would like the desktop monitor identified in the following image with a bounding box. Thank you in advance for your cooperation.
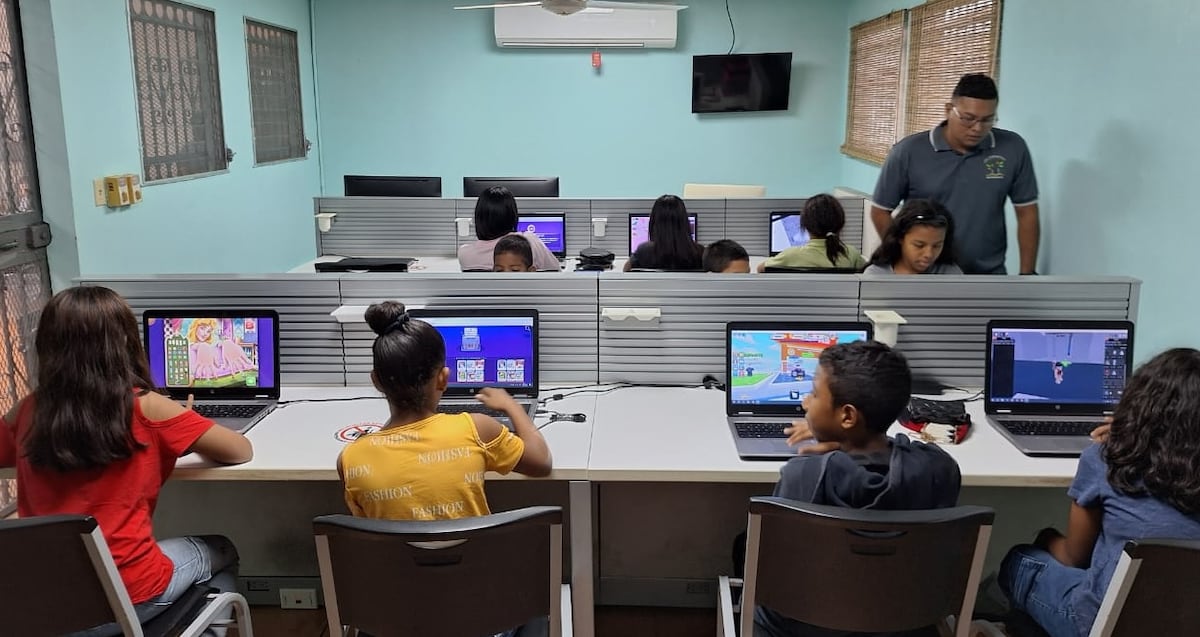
[769,211,810,256]
[629,213,698,254]
[343,175,442,197]
[517,214,566,258]
[463,177,560,198]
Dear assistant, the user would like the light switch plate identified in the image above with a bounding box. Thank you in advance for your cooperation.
[92,179,105,206]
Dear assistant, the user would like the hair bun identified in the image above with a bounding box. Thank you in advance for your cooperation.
[826,232,837,238]
[364,301,409,336]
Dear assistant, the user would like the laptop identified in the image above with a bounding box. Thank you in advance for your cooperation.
[408,309,539,425]
[143,310,281,433]
[629,212,697,254]
[517,214,567,260]
[768,211,811,256]
[726,321,873,459]
[984,319,1134,457]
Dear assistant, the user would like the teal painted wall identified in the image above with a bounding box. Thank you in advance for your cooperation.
[312,0,849,198]
[841,0,1196,359]
[47,0,320,276]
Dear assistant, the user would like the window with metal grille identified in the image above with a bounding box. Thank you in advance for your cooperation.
[843,0,1001,164]
[841,11,905,165]
[246,19,307,164]
[904,0,1002,135]
[0,0,38,218]
[129,0,227,182]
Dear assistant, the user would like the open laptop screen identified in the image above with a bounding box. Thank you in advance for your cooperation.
[630,213,697,254]
[769,212,810,256]
[517,214,566,256]
[144,313,278,394]
[988,325,1132,407]
[411,311,538,395]
[728,325,871,410]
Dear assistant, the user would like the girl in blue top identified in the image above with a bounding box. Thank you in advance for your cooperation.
[1000,348,1200,636]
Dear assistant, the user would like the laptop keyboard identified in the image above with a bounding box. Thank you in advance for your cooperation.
[1002,420,1098,437]
[437,404,510,419]
[734,422,791,439]
[193,404,265,419]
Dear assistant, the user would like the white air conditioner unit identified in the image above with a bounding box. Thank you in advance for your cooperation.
[494,5,677,48]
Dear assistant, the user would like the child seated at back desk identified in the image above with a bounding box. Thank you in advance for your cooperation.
[493,234,536,272]
[754,340,962,637]
[704,239,750,273]
[758,194,868,272]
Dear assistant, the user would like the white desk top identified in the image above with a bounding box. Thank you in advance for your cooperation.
[587,387,1081,487]
[290,255,770,274]
[170,386,596,481]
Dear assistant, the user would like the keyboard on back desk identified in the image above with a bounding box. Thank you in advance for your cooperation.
[193,404,264,419]
[437,404,508,419]
[734,422,791,439]
[1002,420,1098,437]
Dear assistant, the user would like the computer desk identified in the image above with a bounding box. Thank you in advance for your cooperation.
[291,254,772,274]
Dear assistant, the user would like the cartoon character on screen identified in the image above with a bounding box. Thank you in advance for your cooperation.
[215,318,256,375]
[186,318,223,380]
[1054,361,1065,385]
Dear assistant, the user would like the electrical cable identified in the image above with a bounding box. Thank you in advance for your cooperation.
[726,0,736,54]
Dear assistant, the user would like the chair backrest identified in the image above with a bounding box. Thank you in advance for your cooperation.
[1091,539,1200,637]
[742,496,993,636]
[314,506,564,637]
[0,515,140,636]
[762,266,862,274]
[682,183,766,198]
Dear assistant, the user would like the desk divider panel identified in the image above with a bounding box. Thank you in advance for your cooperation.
[504,198,592,259]
[587,199,656,256]
[597,274,861,385]
[78,276,346,385]
[682,199,727,249]
[724,198,866,256]
[314,197,458,258]
[338,274,599,385]
[859,276,1141,388]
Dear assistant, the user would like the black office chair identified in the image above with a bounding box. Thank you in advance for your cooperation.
[314,506,571,637]
[762,265,862,274]
[0,515,253,637]
[1080,538,1200,636]
[718,497,995,637]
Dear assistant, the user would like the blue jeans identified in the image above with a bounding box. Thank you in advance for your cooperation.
[74,535,239,637]
[999,545,1086,637]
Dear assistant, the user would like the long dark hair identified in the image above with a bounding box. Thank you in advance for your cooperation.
[474,186,519,241]
[1105,348,1200,514]
[24,286,154,472]
[365,301,446,416]
[646,195,701,268]
[869,199,958,268]
[801,194,849,265]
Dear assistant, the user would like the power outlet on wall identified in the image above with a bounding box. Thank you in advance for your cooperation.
[92,179,105,206]
[279,588,318,609]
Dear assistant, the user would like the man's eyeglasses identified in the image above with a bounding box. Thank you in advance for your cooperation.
[952,107,997,129]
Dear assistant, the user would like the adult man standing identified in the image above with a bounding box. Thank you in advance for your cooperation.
[871,74,1040,274]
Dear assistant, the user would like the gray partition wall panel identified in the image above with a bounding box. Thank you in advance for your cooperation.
[598,274,861,384]
[78,276,345,385]
[315,197,457,257]
[588,199,657,256]
[338,274,598,385]
[511,198,591,258]
[725,198,866,256]
[682,199,726,247]
[859,276,1141,388]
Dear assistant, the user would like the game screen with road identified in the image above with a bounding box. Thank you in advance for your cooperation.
[146,316,276,390]
[989,327,1130,405]
[729,329,869,407]
[770,212,811,254]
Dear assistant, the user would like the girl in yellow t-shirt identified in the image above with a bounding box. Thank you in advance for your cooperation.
[338,301,553,521]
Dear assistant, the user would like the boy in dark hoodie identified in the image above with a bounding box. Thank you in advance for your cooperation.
[754,340,962,637]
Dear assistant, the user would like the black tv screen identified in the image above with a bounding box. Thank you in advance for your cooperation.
[691,53,793,114]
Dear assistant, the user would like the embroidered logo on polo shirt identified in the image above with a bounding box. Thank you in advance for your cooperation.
[984,155,1007,180]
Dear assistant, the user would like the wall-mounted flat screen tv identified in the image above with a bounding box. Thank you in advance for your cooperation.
[692,52,793,113]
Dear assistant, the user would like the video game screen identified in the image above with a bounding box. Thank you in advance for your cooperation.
[146,316,276,389]
[420,316,536,389]
[770,212,811,255]
[989,328,1130,405]
[630,214,697,253]
[517,215,566,254]
[730,329,870,406]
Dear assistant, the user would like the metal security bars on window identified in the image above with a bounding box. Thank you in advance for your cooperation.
[246,19,306,164]
[129,0,228,182]
[0,260,48,518]
[0,0,39,218]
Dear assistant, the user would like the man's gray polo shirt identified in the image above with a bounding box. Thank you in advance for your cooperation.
[872,122,1038,274]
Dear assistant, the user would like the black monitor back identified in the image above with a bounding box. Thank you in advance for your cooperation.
[344,175,442,197]
[463,177,560,198]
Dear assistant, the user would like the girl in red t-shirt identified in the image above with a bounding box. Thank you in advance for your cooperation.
[0,286,253,635]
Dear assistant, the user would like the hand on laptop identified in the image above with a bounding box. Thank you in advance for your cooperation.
[784,420,842,455]
[1090,417,1113,444]
[475,387,518,412]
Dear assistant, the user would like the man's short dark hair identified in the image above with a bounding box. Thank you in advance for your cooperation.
[703,239,749,273]
[819,341,912,433]
[952,73,998,101]
[494,233,533,268]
